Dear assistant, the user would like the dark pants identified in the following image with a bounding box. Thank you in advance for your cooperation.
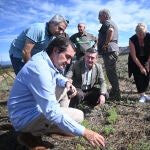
[69,87,103,108]
[10,55,24,75]
[102,52,120,93]
[133,72,150,93]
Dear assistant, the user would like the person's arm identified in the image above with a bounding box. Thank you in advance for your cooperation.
[28,62,84,136]
[97,64,107,105]
[65,63,78,98]
[102,27,114,50]
[92,38,98,48]
[83,129,105,148]
[22,39,35,63]
[129,39,147,76]
[145,54,150,72]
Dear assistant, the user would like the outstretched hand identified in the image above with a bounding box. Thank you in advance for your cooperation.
[82,129,105,148]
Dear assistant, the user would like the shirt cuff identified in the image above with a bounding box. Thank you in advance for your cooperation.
[74,125,85,136]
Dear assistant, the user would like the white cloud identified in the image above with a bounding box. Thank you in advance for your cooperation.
[0,0,150,60]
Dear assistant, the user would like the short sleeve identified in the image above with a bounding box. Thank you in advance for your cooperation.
[25,23,44,43]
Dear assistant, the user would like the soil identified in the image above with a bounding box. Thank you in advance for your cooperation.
[0,55,150,150]
[0,97,150,150]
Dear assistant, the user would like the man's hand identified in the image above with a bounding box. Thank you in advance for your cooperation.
[65,81,72,90]
[145,62,150,73]
[65,81,77,98]
[97,95,105,106]
[83,129,105,148]
[102,44,108,51]
[140,66,147,76]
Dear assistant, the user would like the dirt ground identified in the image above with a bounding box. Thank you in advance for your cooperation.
[0,98,150,150]
[0,55,150,150]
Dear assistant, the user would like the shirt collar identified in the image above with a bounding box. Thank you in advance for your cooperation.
[78,32,87,36]
[84,63,92,71]
[41,51,60,73]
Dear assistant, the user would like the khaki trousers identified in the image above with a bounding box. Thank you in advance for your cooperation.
[20,86,84,136]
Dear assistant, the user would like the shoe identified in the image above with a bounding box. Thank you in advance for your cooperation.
[17,132,54,149]
[139,96,146,103]
[109,89,121,101]
[144,95,150,102]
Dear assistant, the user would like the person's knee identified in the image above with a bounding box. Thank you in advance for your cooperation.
[74,108,84,123]
[61,107,84,123]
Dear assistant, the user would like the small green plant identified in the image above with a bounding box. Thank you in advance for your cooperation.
[128,140,150,150]
[76,144,84,150]
[109,147,114,150]
[81,119,91,129]
[102,125,116,136]
[92,126,98,132]
[128,143,133,150]
[107,107,121,124]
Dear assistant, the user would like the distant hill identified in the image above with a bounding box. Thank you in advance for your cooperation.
[0,46,129,67]
[0,61,12,68]
[119,46,129,55]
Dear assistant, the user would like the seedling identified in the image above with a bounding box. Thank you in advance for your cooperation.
[102,125,116,136]
[107,107,121,124]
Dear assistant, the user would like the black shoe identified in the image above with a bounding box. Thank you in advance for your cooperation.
[17,132,54,149]
[109,89,121,101]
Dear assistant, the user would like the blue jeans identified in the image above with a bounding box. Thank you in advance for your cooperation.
[10,55,24,75]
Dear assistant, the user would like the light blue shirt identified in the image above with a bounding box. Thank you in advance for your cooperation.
[7,51,85,136]
[9,22,54,59]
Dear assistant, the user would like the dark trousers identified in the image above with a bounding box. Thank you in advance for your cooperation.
[69,87,101,108]
[133,72,150,93]
[10,55,24,75]
[102,52,120,92]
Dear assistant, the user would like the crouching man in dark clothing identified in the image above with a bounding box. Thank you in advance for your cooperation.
[66,48,108,108]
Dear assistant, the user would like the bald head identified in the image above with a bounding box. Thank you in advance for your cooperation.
[78,23,86,35]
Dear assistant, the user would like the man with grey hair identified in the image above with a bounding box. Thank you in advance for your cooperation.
[9,14,69,75]
[98,9,121,100]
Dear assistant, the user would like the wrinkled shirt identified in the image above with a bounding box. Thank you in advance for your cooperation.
[7,51,85,136]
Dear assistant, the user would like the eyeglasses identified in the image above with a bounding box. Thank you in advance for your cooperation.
[65,20,69,24]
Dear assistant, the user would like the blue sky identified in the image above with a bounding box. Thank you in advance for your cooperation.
[0,0,150,61]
